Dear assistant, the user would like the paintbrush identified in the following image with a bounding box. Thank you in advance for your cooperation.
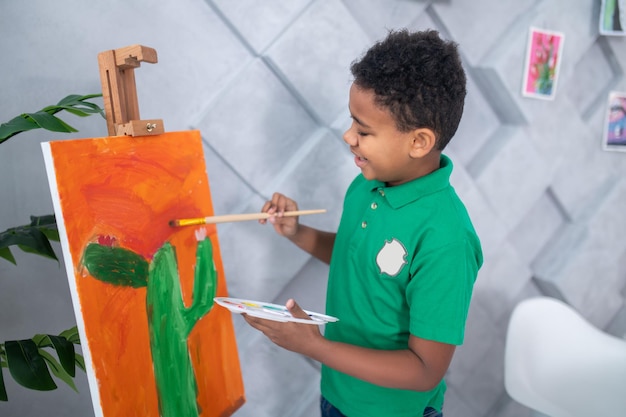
[169,209,327,227]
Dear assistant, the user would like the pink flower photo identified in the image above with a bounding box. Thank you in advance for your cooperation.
[522,27,565,100]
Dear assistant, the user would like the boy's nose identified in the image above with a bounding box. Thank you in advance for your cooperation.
[343,130,357,146]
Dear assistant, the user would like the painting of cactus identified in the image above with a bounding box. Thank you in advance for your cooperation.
[82,229,216,417]
[41,131,244,417]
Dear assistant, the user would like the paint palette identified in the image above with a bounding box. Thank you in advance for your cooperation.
[214,297,338,325]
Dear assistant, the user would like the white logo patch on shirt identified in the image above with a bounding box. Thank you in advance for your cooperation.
[376,238,408,277]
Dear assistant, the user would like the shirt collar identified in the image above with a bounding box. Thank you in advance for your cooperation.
[368,154,453,209]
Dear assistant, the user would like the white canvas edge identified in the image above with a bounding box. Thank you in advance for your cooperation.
[40,141,103,417]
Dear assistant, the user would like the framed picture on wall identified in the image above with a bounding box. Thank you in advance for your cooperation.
[600,0,626,36]
[521,27,565,100]
[602,91,626,151]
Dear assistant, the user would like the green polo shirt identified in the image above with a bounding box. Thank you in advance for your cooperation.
[321,155,482,417]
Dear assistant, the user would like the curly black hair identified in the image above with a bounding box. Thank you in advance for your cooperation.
[350,29,466,150]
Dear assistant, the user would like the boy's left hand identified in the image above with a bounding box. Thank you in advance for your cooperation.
[242,298,323,354]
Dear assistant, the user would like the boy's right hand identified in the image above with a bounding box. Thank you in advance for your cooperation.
[260,192,300,238]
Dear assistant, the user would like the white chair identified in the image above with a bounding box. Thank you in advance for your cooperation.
[504,296,626,417]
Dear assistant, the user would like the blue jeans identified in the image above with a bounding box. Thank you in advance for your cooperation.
[321,396,443,417]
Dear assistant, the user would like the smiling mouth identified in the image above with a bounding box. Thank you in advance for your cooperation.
[353,154,368,168]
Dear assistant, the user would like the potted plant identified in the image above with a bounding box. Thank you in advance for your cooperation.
[0,94,104,401]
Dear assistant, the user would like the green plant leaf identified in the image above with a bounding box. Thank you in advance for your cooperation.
[38,350,78,393]
[0,94,98,399]
[0,346,7,401]
[0,93,104,145]
[0,247,16,265]
[0,226,58,262]
[25,112,77,133]
[51,106,93,118]
[0,329,82,400]
[74,354,85,372]
[32,335,75,377]
[29,215,59,242]
[55,93,104,111]
[0,216,60,265]
[47,103,103,118]
[29,214,56,227]
[59,326,80,345]
[44,94,105,119]
[5,340,56,391]
[82,243,149,288]
[0,365,7,401]
[0,115,39,142]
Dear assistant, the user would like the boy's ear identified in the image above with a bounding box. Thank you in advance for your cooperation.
[409,128,437,158]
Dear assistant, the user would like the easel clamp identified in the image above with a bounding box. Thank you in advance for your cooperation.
[114,45,157,69]
[98,45,164,137]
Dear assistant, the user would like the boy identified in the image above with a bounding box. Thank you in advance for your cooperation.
[244,29,482,417]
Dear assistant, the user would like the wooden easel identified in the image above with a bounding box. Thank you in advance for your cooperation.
[98,45,164,137]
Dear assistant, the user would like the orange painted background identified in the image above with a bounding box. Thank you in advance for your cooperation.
[46,130,244,416]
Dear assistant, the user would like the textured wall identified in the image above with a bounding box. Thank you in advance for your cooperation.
[1,1,624,417]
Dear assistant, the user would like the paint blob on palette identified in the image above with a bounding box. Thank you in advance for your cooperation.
[214,297,338,325]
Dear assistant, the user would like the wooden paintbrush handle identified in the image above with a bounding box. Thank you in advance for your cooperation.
[171,209,326,227]
[203,209,326,224]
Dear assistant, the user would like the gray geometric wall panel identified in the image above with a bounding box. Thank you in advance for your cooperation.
[0,1,624,416]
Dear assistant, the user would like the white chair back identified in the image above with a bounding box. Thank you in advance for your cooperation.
[504,296,626,417]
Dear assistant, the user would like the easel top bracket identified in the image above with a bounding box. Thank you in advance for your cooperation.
[98,45,164,137]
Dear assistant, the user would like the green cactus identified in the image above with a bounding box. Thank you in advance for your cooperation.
[82,235,217,417]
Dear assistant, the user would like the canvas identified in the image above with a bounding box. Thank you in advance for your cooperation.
[41,130,245,417]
